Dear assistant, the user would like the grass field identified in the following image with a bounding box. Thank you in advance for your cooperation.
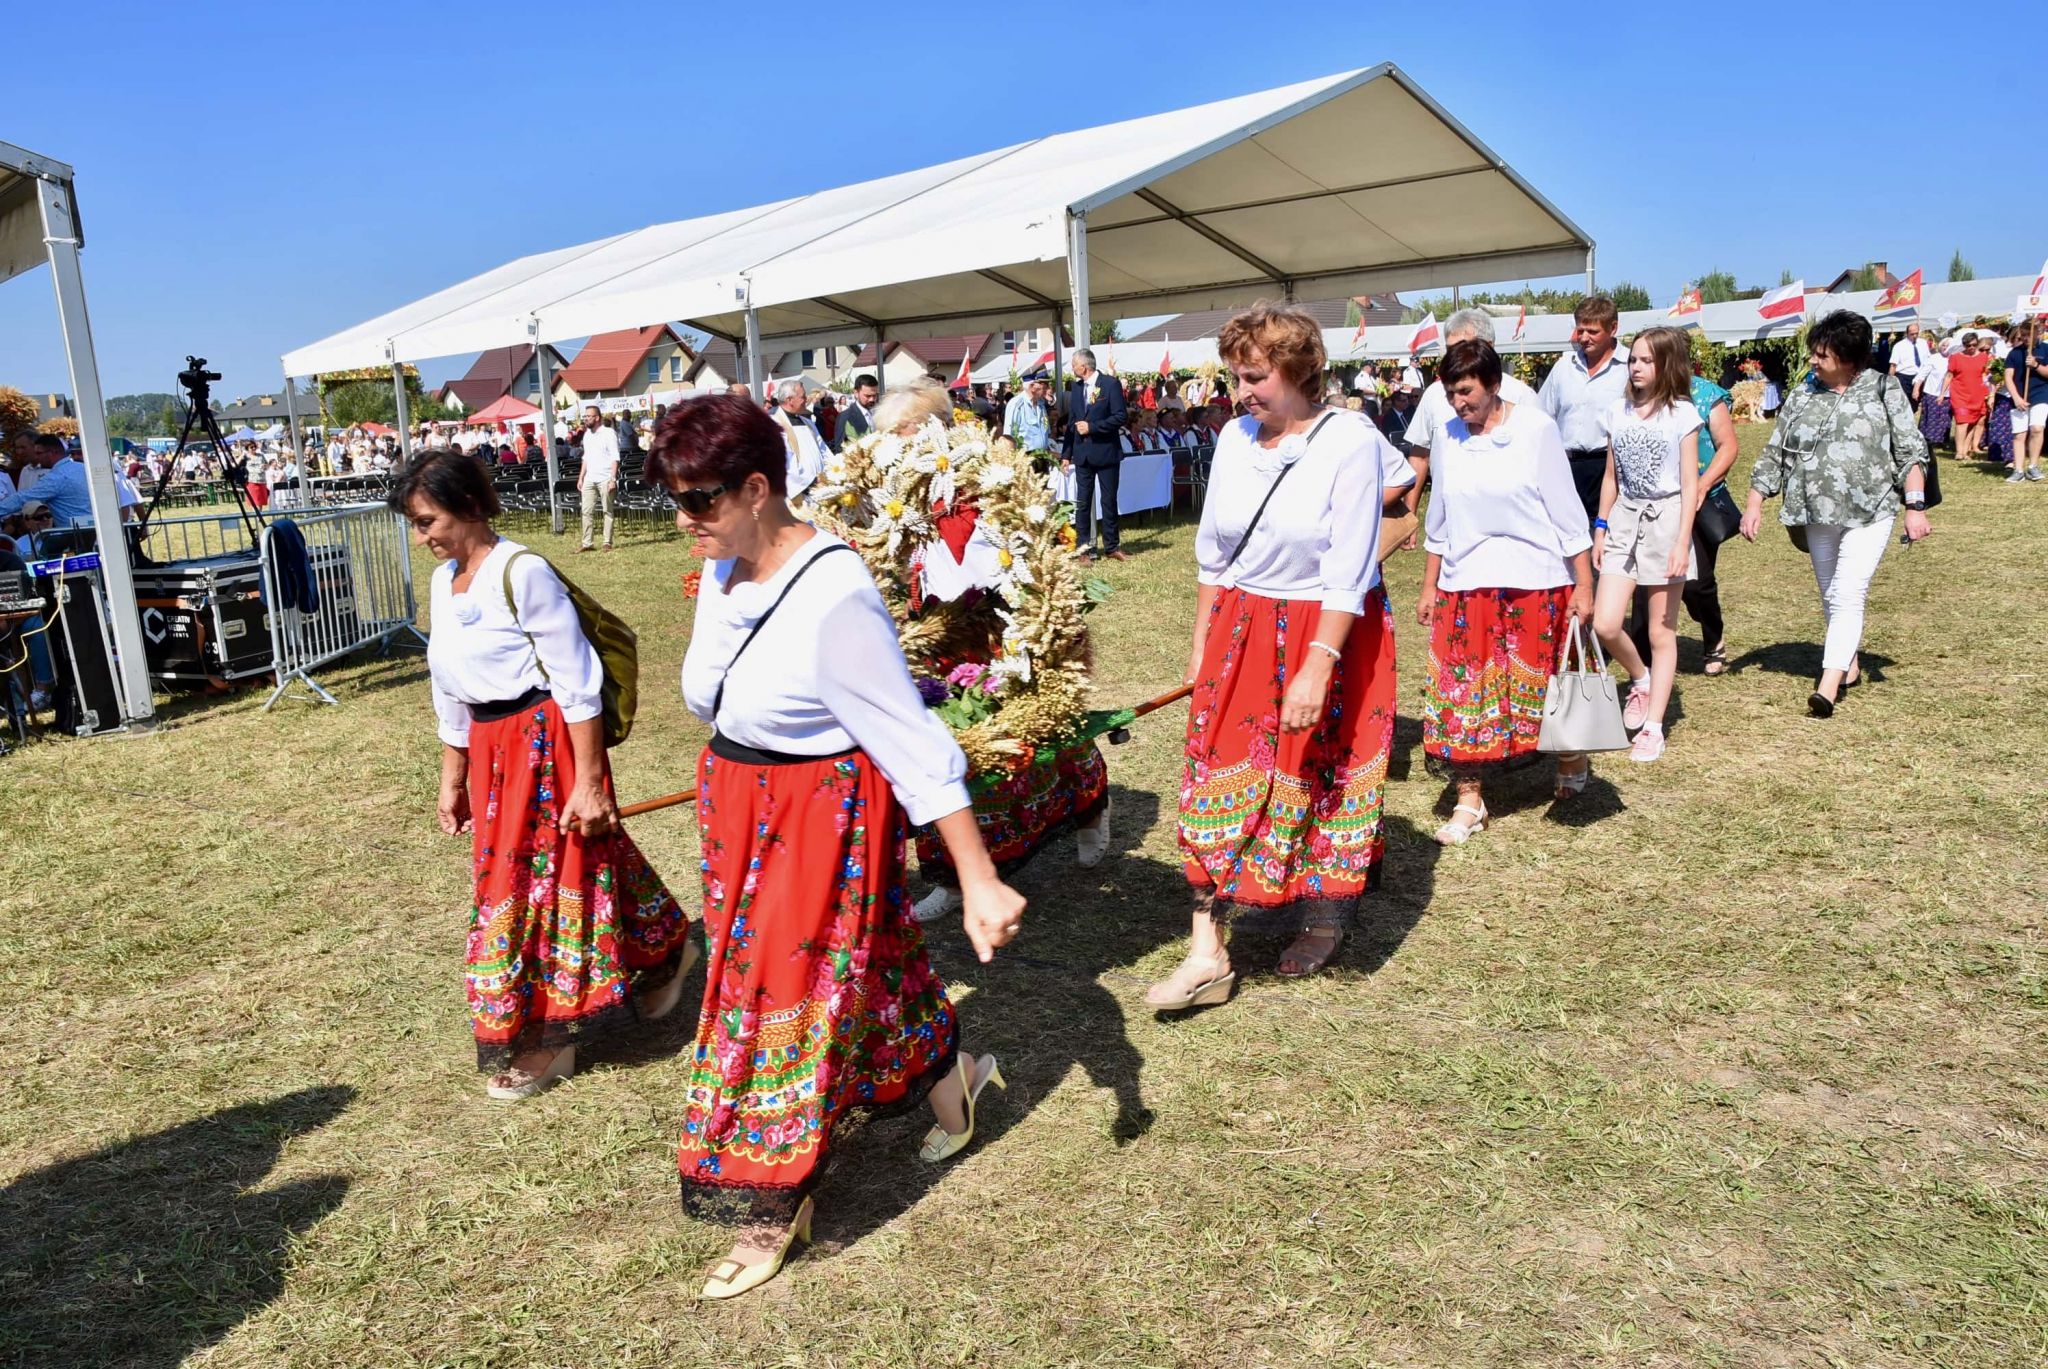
[2,426,2043,1367]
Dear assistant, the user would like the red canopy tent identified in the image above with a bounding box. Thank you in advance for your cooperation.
[360,421,396,436]
[463,394,541,425]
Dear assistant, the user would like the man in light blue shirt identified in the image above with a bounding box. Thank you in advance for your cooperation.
[0,434,96,531]
[1002,374,1052,453]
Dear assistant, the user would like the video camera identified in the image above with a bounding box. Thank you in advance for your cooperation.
[177,356,222,403]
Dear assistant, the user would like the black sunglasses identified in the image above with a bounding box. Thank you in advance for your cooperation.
[672,482,731,516]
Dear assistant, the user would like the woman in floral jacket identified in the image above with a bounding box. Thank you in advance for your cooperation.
[1741,311,1932,717]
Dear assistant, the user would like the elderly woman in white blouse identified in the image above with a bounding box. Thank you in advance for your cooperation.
[1153,304,1397,1008]
[394,450,693,1102]
[651,395,1026,1300]
[1418,340,1595,839]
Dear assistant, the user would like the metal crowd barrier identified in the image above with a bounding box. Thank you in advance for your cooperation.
[259,502,426,708]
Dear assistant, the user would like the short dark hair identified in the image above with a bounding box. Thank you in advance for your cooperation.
[32,434,67,457]
[1438,338,1504,393]
[385,448,501,521]
[1573,295,1619,329]
[853,374,878,390]
[645,394,787,497]
[1807,309,1874,369]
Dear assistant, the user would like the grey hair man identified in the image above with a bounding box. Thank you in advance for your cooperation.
[770,378,828,499]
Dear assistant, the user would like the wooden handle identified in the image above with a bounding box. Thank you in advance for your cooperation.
[618,789,696,819]
[1128,682,1194,719]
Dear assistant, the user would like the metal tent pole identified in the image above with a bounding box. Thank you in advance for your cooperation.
[35,174,155,728]
[534,332,564,534]
[1065,212,1091,350]
[391,360,413,460]
[873,325,885,395]
[744,304,764,400]
[281,369,310,503]
[1051,308,1065,416]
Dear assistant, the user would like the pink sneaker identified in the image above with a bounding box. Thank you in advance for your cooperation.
[1622,682,1652,731]
[1630,729,1665,763]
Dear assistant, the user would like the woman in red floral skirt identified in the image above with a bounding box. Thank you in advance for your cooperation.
[1417,340,1596,842]
[1152,304,1398,1008]
[658,396,1027,1300]
[397,450,694,1101]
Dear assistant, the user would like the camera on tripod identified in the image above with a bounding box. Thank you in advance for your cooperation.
[178,356,222,403]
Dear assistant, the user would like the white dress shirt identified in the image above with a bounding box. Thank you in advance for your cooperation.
[1538,345,1632,451]
[1889,337,1930,380]
[428,539,605,747]
[1425,403,1592,591]
[579,426,621,485]
[1404,373,1540,452]
[774,410,827,498]
[1195,410,1385,612]
[682,532,970,826]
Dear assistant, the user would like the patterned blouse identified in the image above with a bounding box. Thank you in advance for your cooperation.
[1750,369,1927,529]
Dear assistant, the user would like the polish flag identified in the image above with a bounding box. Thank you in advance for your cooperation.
[1668,285,1703,318]
[1757,281,1806,322]
[951,347,973,390]
[1874,268,1923,313]
[1350,296,1375,348]
[1408,315,1441,356]
[2032,259,2048,295]
[1511,304,1527,343]
[1158,336,1173,379]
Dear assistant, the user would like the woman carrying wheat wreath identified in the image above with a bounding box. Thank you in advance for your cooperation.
[658,395,1026,1300]
[395,450,694,1102]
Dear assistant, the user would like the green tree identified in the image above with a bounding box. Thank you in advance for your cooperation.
[1696,270,1741,305]
[1848,264,1882,292]
[1780,268,1796,286]
[1608,281,1651,312]
[326,381,397,428]
[1947,251,1974,283]
[411,392,457,424]
[1088,319,1120,345]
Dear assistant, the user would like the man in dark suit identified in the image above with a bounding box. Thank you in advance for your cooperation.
[835,374,878,450]
[1060,348,1129,560]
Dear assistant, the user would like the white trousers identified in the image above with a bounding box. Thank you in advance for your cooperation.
[1804,517,1893,672]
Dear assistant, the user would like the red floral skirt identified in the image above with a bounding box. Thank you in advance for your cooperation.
[914,740,1108,883]
[1178,586,1395,935]
[464,698,690,1071]
[680,744,959,1224]
[1421,586,1572,779]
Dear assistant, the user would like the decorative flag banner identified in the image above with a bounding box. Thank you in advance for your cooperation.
[1511,303,1527,343]
[1158,337,1173,379]
[1669,285,1703,318]
[952,348,973,389]
[1757,281,1806,322]
[2032,258,2048,296]
[1408,314,1441,356]
[1874,269,1923,313]
[1350,296,1375,348]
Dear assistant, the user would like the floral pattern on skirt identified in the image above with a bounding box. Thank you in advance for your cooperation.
[1178,586,1395,936]
[465,698,690,1071]
[1421,585,1572,780]
[914,740,1108,884]
[1918,393,1951,448]
[1987,393,2015,465]
[680,746,958,1225]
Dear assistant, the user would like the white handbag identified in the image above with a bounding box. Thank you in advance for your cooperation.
[1537,616,1631,754]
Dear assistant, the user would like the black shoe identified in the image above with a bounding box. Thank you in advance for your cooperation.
[1807,689,1835,718]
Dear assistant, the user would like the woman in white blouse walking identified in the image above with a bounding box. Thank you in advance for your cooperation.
[1419,340,1596,841]
[654,396,1026,1300]
[395,451,693,1101]
[1152,304,1396,1007]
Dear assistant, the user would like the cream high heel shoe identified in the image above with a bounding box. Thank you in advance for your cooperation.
[1433,802,1488,846]
[1143,951,1235,1011]
[485,1045,576,1101]
[1074,796,1112,868]
[641,939,702,1022]
[918,1053,1006,1163]
[700,1197,813,1300]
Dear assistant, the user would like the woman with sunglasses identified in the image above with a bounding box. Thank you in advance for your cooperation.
[656,395,1026,1300]
[390,450,694,1101]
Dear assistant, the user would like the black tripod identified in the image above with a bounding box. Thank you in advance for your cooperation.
[136,355,267,556]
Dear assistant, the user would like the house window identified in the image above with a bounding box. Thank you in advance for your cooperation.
[801,349,815,368]
[524,365,540,394]
[669,354,684,383]
[646,356,661,384]
[1003,331,1016,351]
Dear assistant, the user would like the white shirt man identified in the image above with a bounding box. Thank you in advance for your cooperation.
[577,407,621,552]
[1537,302,1630,528]
[771,382,828,499]
[1889,324,1931,400]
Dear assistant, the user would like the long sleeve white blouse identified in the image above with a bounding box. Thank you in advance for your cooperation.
[1194,410,1385,612]
[1424,403,1593,591]
[428,539,605,747]
[681,532,971,826]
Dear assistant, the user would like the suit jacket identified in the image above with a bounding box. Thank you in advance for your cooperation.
[1061,373,1128,468]
[837,401,872,449]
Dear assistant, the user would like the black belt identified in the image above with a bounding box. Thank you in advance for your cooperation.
[1566,448,1607,462]
[709,731,859,767]
[470,685,550,723]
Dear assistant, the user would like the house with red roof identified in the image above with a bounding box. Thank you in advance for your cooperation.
[553,325,697,407]
[434,343,573,415]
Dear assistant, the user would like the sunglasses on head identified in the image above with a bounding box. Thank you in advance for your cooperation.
[672,482,731,516]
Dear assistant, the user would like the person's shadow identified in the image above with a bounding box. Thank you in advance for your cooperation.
[1724,642,1895,686]
[0,1085,354,1368]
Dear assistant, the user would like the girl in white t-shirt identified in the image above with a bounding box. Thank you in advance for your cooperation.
[1592,326,1700,763]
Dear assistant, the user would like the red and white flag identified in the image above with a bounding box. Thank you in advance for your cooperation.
[1350,296,1375,348]
[1511,303,1527,343]
[1669,284,1703,318]
[1757,281,1806,322]
[2032,258,2048,295]
[1408,315,1441,356]
[1158,336,1173,379]
[1874,268,1923,313]
[952,347,973,389]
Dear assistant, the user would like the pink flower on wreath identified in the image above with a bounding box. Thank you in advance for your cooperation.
[946,661,989,690]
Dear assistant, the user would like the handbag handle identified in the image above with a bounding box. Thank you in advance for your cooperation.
[1557,614,1606,678]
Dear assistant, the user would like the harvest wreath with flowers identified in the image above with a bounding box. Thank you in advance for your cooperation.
[802,418,1102,775]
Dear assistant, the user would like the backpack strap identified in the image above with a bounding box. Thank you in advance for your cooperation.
[500,548,554,685]
[713,542,856,726]
[1224,410,1338,570]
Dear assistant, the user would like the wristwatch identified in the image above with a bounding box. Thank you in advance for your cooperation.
[1904,495,1926,510]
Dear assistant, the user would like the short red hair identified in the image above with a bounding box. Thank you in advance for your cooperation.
[1217,303,1326,403]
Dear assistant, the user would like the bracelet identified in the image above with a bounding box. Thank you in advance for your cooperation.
[1307,641,1343,662]
[1593,518,1609,530]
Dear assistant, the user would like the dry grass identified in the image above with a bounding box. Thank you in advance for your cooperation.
[2,426,2043,1367]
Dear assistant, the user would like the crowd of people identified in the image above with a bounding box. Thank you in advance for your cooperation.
[394,294,1949,1302]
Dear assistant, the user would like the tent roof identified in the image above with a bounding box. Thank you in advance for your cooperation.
[0,142,75,288]
[465,393,542,424]
[284,65,1592,377]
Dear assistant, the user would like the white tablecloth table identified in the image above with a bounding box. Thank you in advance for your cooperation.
[1049,452,1173,517]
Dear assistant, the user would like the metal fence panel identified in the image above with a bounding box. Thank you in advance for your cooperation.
[258,503,425,708]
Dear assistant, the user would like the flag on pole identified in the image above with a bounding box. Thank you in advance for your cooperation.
[951,347,972,390]
[1350,296,1375,348]
[1668,284,1703,318]
[2032,259,2048,295]
[1874,268,1923,313]
[1757,281,1806,322]
[1158,336,1173,379]
[1407,315,1441,356]
[1511,303,1527,343]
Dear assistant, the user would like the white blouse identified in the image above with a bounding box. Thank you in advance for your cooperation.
[1424,403,1593,592]
[428,539,605,748]
[1194,410,1385,612]
[681,532,970,826]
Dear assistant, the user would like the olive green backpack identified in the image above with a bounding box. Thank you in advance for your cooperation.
[501,550,639,747]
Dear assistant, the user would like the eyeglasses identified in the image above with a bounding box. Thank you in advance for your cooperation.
[672,482,731,516]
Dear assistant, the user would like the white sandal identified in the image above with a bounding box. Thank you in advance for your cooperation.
[1434,802,1488,846]
[1074,796,1112,869]
[486,1046,576,1101]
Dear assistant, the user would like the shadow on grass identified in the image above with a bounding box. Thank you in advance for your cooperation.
[1726,640,1895,685]
[0,1085,354,1368]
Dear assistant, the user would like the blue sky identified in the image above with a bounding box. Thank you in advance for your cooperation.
[5,1,2035,399]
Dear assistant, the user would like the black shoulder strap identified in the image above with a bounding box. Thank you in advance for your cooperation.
[1224,410,1338,570]
[713,542,856,724]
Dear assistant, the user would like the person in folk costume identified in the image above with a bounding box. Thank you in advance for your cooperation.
[395,450,694,1100]
[657,395,1026,1299]
[833,380,1115,924]
[1150,304,1399,1008]
[768,378,829,500]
